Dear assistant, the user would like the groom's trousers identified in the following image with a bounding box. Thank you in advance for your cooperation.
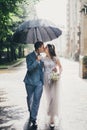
[25,81,43,121]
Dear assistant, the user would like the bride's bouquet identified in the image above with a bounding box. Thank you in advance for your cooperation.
[50,71,60,81]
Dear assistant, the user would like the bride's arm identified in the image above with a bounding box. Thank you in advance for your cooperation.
[55,57,62,75]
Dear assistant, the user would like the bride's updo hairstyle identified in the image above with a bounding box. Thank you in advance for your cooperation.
[47,44,56,58]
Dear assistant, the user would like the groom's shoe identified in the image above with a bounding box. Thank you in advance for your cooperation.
[28,118,38,129]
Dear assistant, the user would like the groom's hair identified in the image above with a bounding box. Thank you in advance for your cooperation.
[34,41,43,50]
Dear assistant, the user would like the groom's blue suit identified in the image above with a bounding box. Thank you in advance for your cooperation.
[24,51,44,121]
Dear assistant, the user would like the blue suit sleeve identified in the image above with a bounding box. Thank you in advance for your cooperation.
[26,55,39,72]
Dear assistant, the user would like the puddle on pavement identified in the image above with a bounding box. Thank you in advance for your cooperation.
[0,88,27,129]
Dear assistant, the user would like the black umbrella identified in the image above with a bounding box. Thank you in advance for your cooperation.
[12,19,62,44]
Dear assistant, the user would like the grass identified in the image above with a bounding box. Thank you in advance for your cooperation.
[0,58,25,69]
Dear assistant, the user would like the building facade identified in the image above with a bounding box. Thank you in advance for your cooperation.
[80,0,87,55]
[79,0,87,78]
[67,0,87,78]
[66,0,81,60]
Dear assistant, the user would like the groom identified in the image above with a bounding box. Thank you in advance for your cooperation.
[24,41,44,129]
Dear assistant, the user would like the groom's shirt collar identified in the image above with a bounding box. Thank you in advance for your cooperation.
[34,51,38,56]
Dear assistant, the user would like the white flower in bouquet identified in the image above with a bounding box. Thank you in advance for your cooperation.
[50,71,60,81]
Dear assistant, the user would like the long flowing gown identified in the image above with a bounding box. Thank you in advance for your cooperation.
[43,56,60,117]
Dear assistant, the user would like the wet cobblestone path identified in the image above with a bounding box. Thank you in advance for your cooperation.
[0,58,87,130]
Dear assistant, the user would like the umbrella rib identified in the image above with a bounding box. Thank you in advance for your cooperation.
[37,27,53,41]
[33,27,38,43]
[35,27,38,41]
[51,27,62,37]
[37,27,44,41]
[44,27,55,40]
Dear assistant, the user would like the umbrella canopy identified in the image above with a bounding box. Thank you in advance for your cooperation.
[12,19,62,44]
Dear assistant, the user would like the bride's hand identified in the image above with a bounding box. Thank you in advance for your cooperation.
[36,55,41,61]
[52,67,57,72]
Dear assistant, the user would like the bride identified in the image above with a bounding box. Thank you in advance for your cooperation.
[42,44,62,128]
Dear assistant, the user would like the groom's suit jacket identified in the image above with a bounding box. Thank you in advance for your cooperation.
[24,51,44,86]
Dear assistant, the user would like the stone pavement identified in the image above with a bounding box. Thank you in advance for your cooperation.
[58,58,87,130]
[0,58,87,130]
